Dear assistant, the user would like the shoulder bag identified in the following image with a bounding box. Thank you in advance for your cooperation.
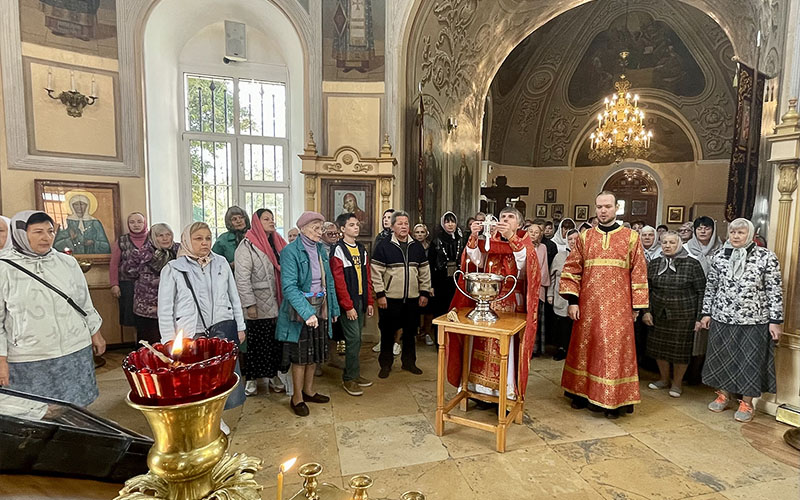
[1,258,87,317]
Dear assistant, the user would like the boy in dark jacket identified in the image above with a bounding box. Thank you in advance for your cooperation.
[330,213,375,395]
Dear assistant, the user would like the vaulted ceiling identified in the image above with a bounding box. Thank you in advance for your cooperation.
[484,0,737,167]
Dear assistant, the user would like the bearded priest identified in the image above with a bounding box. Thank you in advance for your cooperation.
[447,207,541,403]
[559,191,649,418]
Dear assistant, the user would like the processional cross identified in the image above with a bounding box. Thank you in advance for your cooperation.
[480,176,529,217]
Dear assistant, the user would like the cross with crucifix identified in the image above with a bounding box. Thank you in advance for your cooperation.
[480,176,529,217]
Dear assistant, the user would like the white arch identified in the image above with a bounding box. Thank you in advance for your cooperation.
[142,0,306,231]
[599,161,665,225]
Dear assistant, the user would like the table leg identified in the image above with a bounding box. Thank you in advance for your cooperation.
[497,335,509,453]
[460,335,470,411]
[515,399,524,424]
[435,325,446,436]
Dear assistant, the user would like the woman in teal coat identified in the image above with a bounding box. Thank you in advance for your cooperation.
[211,206,250,265]
[276,211,340,416]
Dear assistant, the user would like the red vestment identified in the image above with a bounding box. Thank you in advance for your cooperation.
[447,230,541,397]
[559,225,649,409]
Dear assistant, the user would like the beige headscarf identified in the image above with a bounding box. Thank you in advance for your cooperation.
[177,222,213,268]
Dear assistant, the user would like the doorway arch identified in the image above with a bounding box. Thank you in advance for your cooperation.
[601,165,662,226]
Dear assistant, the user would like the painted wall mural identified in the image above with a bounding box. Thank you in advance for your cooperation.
[19,0,118,59]
[323,0,385,82]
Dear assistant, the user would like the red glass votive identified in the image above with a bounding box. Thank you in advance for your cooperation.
[123,337,238,404]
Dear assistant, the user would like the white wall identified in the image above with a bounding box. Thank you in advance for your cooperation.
[143,0,305,232]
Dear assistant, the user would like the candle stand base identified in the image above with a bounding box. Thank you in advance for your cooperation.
[114,374,262,500]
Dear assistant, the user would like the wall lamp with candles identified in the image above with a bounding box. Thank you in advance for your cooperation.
[45,68,98,118]
[447,117,458,134]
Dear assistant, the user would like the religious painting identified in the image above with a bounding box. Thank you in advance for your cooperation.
[19,0,118,60]
[454,152,475,221]
[544,189,557,203]
[322,178,375,238]
[34,179,121,264]
[551,204,564,219]
[574,205,589,221]
[535,204,547,218]
[422,133,442,226]
[631,200,648,216]
[667,205,685,223]
[322,0,385,81]
[567,11,704,108]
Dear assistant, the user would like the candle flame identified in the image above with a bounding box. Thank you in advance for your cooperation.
[280,457,297,473]
[171,330,185,357]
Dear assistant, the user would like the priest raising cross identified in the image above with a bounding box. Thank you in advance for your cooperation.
[481,176,529,218]
[447,207,541,404]
[559,191,649,419]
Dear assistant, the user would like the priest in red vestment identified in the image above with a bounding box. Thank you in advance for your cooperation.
[447,207,541,400]
[559,191,649,418]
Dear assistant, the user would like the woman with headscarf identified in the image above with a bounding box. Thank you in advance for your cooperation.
[412,224,434,345]
[678,222,694,243]
[428,212,464,330]
[548,229,580,361]
[685,216,722,275]
[0,215,11,252]
[276,212,340,417]
[642,231,706,398]
[212,206,250,266]
[123,223,179,344]
[528,222,551,355]
[640,225,662,262]
[551,218,576,253]
[109,212,148,330]
[374,209,395,248]
[235,209,288,396]
[700,219,783,423]
[158,222,246,415]
[0,210,104,406]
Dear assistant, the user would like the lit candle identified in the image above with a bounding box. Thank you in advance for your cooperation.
[277,457,297,500]
[70,70,75,91]
[170,330,185,361]
[47,67,53,90]
[91,75,96,97]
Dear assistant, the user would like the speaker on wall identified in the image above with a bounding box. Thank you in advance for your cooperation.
[224,20,247,62]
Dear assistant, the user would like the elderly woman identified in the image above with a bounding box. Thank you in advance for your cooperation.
[678,222,694,243]
[0,211,104,406]
[235,209,287,396]
[528,222,551,355]
[0,215,11,252]
[640,225,662,262]
[642,231,706,397]
[700,218,783,423]
[548,229,579,361]
[212,206,250,265]
[123,223,179,344]
[276,212,340,417]
[287,227,300,243]
[158,222,246,414]
[686,216,722,275]
[110,212,148,330]
[412,224,434,345]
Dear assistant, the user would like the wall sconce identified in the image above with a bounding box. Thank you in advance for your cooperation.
[447,117,458,134]
[45,68,98,118]
[676,176,682,186]
[583,179,588,188]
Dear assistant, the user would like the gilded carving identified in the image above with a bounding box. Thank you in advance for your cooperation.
[777,162,799,201]
[380,177,392,197]
[323,162,343,172]
[353,163,374,173]
[305,175,316,195]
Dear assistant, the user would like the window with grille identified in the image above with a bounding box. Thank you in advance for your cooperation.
[184,74,289,237]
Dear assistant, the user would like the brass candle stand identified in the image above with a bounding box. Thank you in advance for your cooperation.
[289,462,424,500]
[114,374,263,500]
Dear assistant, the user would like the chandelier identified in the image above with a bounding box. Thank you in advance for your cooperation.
[588,51,652,163]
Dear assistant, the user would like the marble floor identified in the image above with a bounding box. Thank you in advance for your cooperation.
[84,343,799,500]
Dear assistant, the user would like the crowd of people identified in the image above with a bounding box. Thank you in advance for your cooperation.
[0,192,784,425]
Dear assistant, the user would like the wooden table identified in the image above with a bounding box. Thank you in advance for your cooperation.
[433,308,527,452]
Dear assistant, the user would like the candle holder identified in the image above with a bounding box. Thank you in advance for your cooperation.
[45,88,97,118]
[288,463,425,500]
[349,475,373,500]
[114,374,263,500]
[298,462,323,500]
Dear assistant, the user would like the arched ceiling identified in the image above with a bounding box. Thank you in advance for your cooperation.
[485,0,737,167]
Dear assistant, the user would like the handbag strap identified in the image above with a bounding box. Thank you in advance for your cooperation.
[178,270,209,334]
[0,258,87,317]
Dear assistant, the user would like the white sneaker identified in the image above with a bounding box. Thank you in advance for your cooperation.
[269,376,286,393]
[372,343,381,353]
[220,419,230,435]
[244,380,257,396]
[393,343,401,356]
[425,334,434,346]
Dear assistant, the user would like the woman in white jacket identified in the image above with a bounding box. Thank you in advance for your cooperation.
[0,210,104,406]
[158,221,246,410]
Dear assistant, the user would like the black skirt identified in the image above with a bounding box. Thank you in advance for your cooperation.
[244,318,282,379]
[282,322,328,366]
[118,280,136,327]
[647,311,695,364]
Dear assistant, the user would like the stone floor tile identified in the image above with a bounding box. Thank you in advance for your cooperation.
[523,396,628,444]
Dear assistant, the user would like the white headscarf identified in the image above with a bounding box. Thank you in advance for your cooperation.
[640,225,662,262]
[725,218,755,280]
[0,215,11,250]
[10,210,55,257]
[685,219,722,275]
[552,218,575,253]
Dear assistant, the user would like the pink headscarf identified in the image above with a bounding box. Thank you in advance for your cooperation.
[127,212,149,248]
[245,210,288,304]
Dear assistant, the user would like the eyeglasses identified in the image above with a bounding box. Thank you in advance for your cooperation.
[325,232,339,237]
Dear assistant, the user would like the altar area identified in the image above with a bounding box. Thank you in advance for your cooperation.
[3,343,795,500]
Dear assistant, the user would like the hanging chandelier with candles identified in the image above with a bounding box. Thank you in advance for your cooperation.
[588,51,653,163]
